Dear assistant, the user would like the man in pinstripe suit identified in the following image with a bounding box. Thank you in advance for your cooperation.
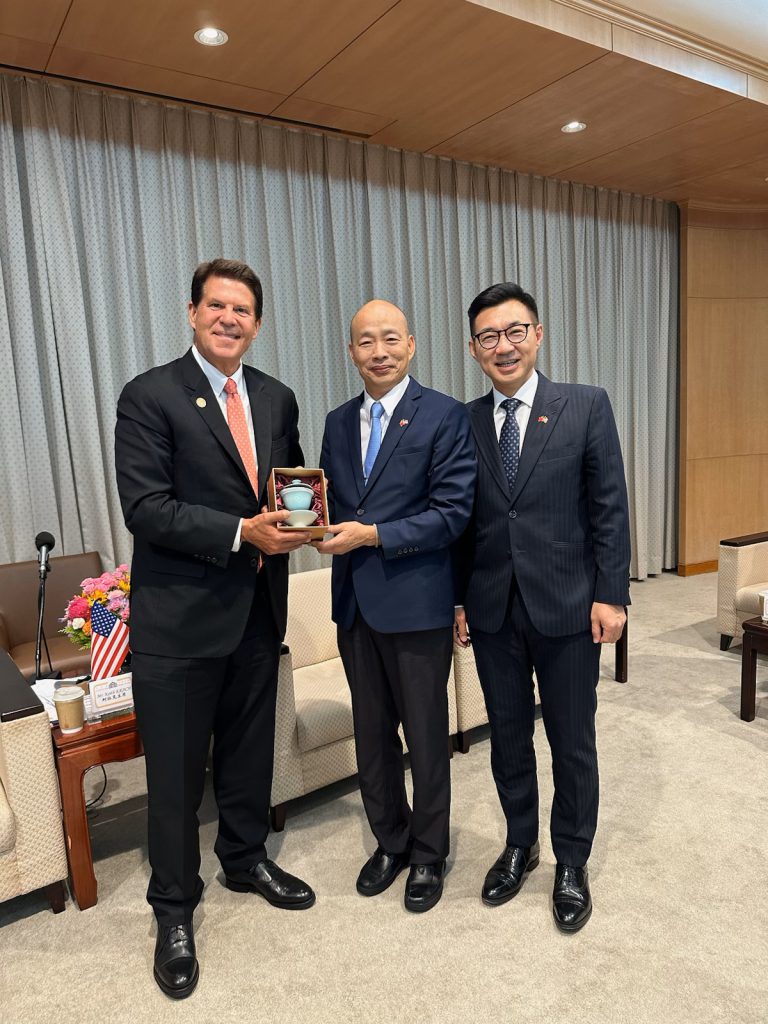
[454,282,630,933]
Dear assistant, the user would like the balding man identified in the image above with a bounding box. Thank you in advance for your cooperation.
[317,301,476,912]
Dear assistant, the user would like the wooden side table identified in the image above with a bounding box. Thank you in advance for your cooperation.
[51,712,143,909]
[740,617,768,722]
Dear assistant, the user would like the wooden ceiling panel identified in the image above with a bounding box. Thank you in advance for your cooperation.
[47,48,284,117]
[53,0,398,97]
[432,52,741,175]
[0,33,53,72]
[558,99,768,197]
[270,97,392,137]
[661,158,768,207]
[0,1,70,43]
[0,0,71,70]
[294,0,607,152]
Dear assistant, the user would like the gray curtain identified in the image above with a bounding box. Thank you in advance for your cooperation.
[0,74,677,579]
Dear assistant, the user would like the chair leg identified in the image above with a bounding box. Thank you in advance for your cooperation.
[270,804,286,833]
[455,730,471,754]
[720,634,733,651]
[45,880,67,913]
[615,619,628,683]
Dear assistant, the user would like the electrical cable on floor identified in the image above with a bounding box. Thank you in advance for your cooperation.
[85,765,108,807]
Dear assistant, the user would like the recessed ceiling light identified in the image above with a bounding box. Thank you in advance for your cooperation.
[194,27,228,46]
[561,121,587,133]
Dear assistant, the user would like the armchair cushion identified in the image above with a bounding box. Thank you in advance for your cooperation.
[294,659,353,753]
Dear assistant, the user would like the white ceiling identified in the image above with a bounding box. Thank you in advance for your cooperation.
[616,0,768,63]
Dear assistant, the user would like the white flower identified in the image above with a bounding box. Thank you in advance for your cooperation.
[71,617,85,629]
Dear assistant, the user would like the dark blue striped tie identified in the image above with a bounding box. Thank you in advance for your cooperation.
[499,398,522,492]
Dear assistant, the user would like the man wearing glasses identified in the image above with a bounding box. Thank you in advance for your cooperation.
[454,282,630,932]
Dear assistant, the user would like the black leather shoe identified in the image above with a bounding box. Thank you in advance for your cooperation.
[356,847,410,896]
[153,922,199,1000]
[404,861,445,913]
[225,859,316,909]
[482,840,540,906]
[552,863,592,933]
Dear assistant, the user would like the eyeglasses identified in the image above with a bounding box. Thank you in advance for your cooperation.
[472,323,534,349]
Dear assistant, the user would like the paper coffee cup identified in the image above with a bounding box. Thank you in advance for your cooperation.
[53,685,85,734]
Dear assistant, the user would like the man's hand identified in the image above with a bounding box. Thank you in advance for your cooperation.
[454,607,471,648]
[241,508,312,554]
[590,602,626,644]
[313,522,377,555]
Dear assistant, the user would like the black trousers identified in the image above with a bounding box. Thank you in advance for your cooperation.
[337,615,453,864]
[132,579,280,924]
[471,583,601,867]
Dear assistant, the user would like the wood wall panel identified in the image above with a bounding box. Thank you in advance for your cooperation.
[685,300,768,460]
[679,212,768,570]
[683,456,768,565]
[687,228,768,297]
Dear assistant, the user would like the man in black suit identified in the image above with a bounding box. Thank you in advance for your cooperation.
[455,282,630,933]
[115,259,315,998]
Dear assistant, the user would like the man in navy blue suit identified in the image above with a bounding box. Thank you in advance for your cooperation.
[455,282,630,933]
[317,300,476,912]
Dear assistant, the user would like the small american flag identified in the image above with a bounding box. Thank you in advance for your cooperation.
[90,601,130,680]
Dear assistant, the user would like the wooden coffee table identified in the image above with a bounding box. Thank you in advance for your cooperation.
[740,617,768,722]
[51,712,143,910]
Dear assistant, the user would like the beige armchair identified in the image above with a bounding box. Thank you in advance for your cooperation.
[270,567,458,828]
[718,532,768,649]
[0,651,68,911]
[0,552,103,679]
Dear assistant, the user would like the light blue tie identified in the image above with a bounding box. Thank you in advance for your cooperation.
[364,401,384,482]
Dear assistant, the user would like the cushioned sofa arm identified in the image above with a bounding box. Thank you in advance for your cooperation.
[720,532,768,547]
[0,650,44,722]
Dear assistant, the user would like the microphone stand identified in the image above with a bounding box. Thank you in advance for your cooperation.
[34,561,56,681]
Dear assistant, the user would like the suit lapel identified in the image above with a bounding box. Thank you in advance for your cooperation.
[510,373,566,504]
[181,349,258,497]
[470,391,510,500]
[244,366,271,505]
[362,379,421,494]
[344,396,365,500]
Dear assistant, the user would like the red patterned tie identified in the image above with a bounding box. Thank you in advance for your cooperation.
[224,378,259,497]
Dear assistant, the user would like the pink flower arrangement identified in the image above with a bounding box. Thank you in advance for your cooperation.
[61,564,131,650]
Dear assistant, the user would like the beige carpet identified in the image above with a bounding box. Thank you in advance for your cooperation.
[0,572,765,1024]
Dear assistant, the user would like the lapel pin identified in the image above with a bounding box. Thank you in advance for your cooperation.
[196,397,207,408]
[538,415,548,423]
[399,419,409,427]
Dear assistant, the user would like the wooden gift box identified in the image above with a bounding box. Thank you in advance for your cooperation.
[267,467,330,540]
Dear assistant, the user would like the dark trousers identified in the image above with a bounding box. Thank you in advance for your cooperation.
[337,615,453,864]
[471,584,601,867]
[132,580,280,924]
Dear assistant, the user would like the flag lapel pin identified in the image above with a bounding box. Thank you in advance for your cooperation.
[399,419,409,427]
[538,415,548,423]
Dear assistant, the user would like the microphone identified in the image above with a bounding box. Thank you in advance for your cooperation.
[35,531,55,579]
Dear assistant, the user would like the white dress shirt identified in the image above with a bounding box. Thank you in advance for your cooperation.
[492,370,539,452]
[191,344,257,551]
[359,374,411,471]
